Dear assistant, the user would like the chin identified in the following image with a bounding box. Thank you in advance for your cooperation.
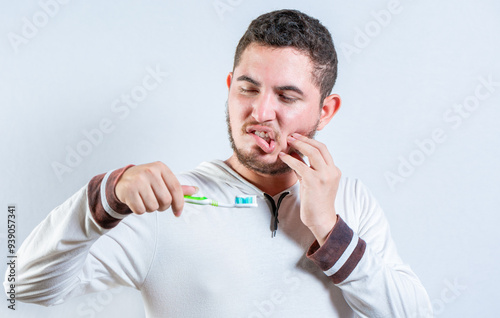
[234,147,291,175]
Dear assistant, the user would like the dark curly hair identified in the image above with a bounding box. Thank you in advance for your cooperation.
[233,9,338,103]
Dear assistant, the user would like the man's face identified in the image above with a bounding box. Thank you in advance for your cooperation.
[226,43,324,175]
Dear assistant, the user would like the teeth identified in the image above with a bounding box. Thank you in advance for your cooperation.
[254,131,269,138]
[253,130,272,143]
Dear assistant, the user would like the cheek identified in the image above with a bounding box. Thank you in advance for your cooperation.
[227,104,245,134]
[228,107,242,125]
[280,110,318,135]
[280,111,305,129]
[229,99,252,121]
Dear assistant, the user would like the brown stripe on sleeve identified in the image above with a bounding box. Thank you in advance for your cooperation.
[330,238,366,284]
[306,216,366,283]
[87,165,134,229]
[307,216,353,270]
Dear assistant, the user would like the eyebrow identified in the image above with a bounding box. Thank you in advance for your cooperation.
[236,75,304,95]
[236,75,260,87]
[276,85,304,96]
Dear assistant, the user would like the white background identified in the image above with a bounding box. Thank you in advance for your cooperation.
[1,0,499,317]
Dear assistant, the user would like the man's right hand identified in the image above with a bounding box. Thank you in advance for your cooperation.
[115,161,197,217]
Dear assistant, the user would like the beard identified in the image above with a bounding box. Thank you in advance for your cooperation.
[225,101,319,175]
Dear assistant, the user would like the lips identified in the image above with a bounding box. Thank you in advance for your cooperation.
[246,125,277,154]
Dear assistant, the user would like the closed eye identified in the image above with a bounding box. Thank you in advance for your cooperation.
[279,94,298,104]
[240,87,258,94]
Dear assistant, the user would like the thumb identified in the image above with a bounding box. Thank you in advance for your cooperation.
[182,185,199,196]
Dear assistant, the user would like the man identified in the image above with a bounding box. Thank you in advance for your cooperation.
[5,9,432,317]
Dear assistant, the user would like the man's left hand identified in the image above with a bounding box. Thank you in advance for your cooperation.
[279,133,341,245]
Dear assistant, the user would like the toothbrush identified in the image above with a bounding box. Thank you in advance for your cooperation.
[184,195,258,208]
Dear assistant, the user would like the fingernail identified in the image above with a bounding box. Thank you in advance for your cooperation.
[193,186,199,194]
[291,133,302,138]
[278,151,286,157]
[287,135,296,142]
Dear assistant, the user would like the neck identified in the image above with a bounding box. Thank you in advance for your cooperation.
[224,154,298,196]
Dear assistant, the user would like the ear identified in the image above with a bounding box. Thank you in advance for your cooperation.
[226,72,233,89]
[317,94,341,131]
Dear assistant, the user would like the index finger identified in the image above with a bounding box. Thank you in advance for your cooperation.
[160,166,185,217]
[290,133,335,166]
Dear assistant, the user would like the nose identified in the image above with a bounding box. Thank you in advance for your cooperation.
[251,92,276,123]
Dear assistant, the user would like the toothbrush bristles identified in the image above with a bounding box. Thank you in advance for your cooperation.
[234,195,257,207]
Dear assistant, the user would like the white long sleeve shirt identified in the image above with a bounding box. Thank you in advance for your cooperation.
[4,160,432,317]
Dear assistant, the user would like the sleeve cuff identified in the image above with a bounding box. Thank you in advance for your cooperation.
[306,216,366,284]
[87,164,135,229]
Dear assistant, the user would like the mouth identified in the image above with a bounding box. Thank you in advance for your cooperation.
[246,126,277,154]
